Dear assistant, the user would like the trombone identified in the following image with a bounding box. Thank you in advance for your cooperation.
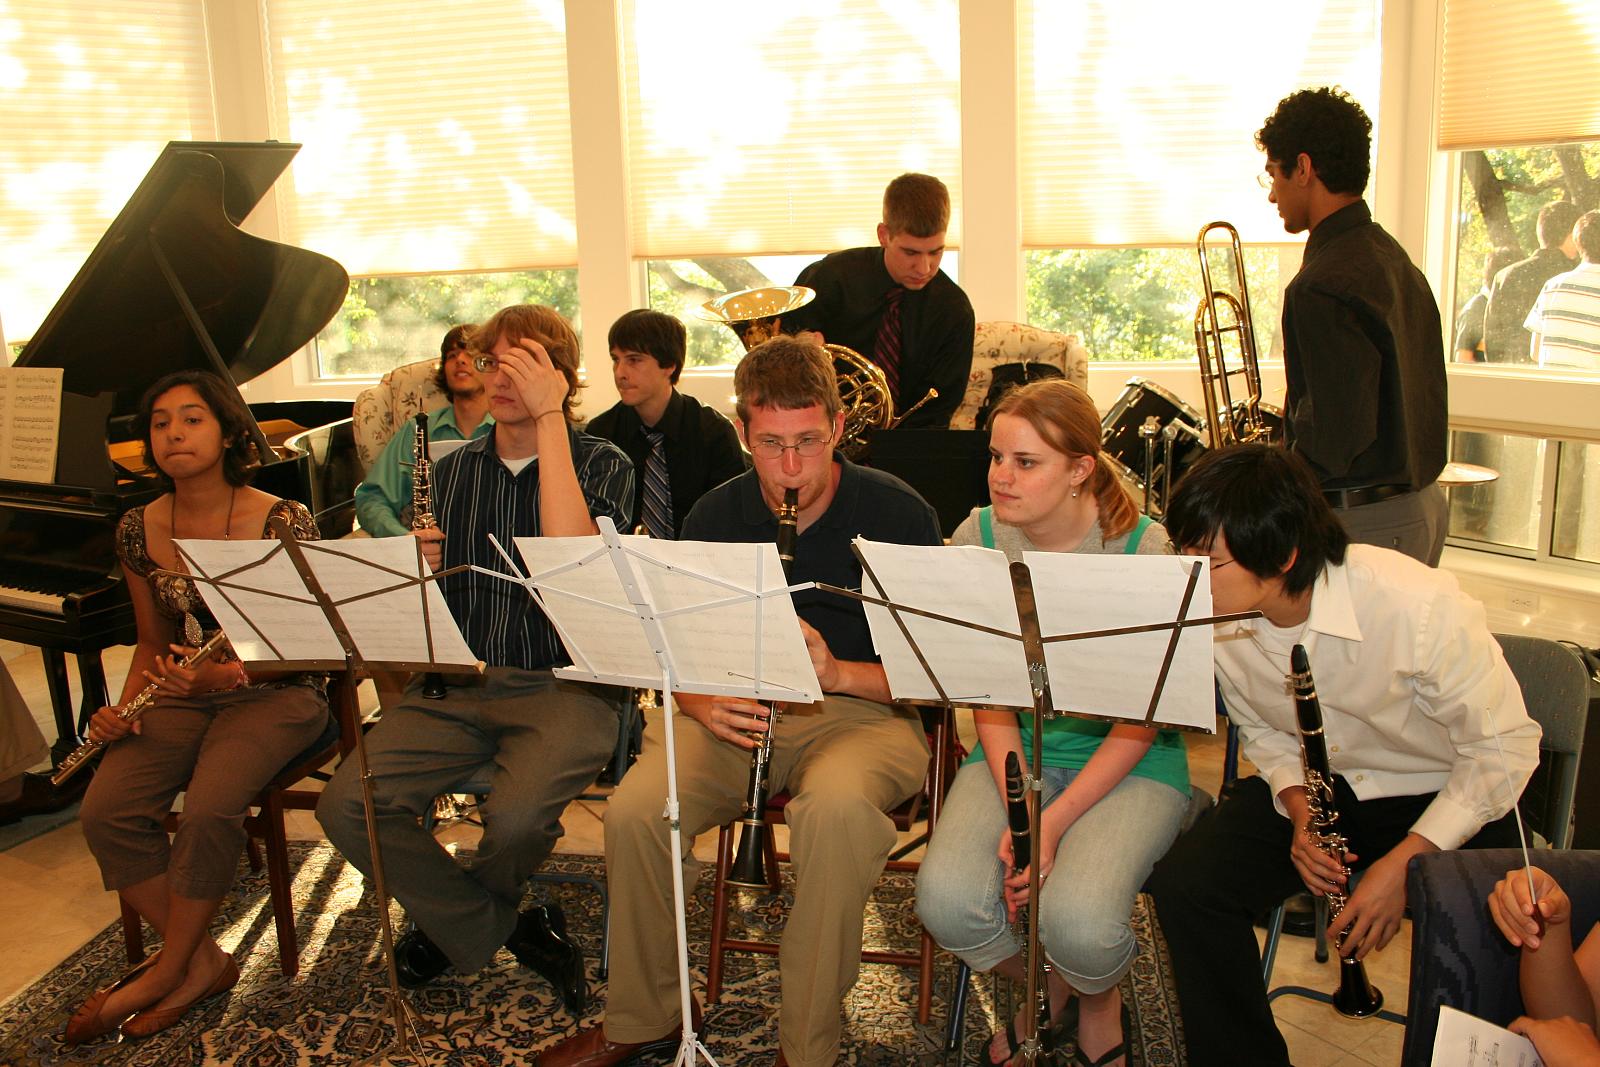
[1194,221,1275,448]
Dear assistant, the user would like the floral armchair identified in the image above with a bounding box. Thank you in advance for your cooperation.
[950,321,1090,430]
[352,357,447,472]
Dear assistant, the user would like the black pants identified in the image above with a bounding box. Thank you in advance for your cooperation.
[1146,775,1521,1067]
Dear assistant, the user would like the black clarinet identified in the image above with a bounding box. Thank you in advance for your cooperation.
[727,487,801,889]
[1005,750,1055,1059]
[407,412,447,700]
[1288,643,1383,1017]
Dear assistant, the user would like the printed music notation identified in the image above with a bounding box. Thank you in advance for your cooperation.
[855,540,1217,730]
[0,366,63,484]
[1432,1006,1544,1067]
[512,533,822,703]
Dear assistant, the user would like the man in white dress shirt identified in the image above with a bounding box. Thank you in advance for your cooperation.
[1146,444,1542,1067]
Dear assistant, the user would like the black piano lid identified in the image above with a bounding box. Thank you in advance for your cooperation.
[15,141,349,419]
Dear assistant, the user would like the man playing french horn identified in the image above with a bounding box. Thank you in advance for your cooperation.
[1146,445,1541,1067]
[537,336,941,1067]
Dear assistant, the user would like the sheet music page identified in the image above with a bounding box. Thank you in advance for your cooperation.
[1431,1006,1544,1067]
[173,539,345,664]
[853,539,1033,707]
[1025,552,1216,731]
[302,538,478,668]
[0,366,63,483]
[514,534,822,702]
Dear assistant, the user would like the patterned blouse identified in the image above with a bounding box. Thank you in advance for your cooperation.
[115,497,322,690]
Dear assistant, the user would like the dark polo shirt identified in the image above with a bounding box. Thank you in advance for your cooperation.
[681,455,941,665]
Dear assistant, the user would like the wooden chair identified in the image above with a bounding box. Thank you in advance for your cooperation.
[121,675,360,978]
[704,705,962,1025]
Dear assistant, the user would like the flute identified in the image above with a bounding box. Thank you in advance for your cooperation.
[51,630,229,786]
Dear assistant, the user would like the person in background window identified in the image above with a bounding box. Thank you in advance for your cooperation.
[1255,87,1449,566]
[1526,210,1600,372]
[1490,866,1600,1067]
[1454,247,1521,363]
[1483,200,1582,364]
[781,173,974,429]
[585,309,746,538]
[354,324,494,537]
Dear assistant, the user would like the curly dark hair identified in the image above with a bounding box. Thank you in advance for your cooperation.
[430,324,477,394]
[135,370,261,487]
[1255,87,1372,197]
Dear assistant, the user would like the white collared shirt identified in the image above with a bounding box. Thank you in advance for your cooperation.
[1214,544,1541,850]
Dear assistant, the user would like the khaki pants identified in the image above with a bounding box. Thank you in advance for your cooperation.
[603,694,928,1067]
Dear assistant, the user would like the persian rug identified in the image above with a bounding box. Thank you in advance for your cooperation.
[0,843,1186,1065]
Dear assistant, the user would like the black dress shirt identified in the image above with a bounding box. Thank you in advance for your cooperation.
[681,456,941,666]
[1281,200,1446,492]
[783,246,975,429]
[1482,247,1579,364]
[432,428,634,670]
[585,390,748,538]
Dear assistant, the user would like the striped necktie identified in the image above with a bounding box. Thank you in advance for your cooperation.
[873,286,904,405]
[641,428,673,539]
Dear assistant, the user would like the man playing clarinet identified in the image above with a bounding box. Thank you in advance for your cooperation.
[537,336,941,1067]
[1146,444,1541,1067]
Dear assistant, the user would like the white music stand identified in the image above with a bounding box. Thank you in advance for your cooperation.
[171,521,483,1065]
[478,518,820,1067]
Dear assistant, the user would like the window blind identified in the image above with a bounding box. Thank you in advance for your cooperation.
[263,0,577,277]
[620,0,962,258]
[1439,0,1600,150]
[1019,0,1381,247]
[0,0,215,341]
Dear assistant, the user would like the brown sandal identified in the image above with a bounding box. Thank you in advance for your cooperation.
[121,954,238,1039]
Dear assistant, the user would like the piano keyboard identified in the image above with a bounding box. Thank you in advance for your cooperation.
[0,584,65,615]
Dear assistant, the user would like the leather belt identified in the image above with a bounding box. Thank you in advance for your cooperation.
[1323,483,1409,509]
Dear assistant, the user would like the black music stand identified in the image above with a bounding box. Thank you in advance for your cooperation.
[172,519,482,1065]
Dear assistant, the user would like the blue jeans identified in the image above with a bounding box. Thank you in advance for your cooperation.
[916,760,1187,993]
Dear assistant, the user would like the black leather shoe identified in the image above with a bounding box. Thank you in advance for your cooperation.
[394,927,451,988]
[507,903,587,1014]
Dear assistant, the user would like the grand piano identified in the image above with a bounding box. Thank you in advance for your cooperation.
[1,141,359,766]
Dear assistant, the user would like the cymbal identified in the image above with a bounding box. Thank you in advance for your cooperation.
[1438,461,1499,487]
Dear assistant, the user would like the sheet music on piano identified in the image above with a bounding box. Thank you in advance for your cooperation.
[0,367,63,484]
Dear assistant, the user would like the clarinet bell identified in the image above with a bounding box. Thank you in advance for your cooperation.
[727,819,774,890]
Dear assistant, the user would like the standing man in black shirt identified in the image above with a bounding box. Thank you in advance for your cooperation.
[1482,199,1581,364]
[1257,87,1449,565]
[537,336,942,1067]
[782,172,975,429]
[586,308,747,538]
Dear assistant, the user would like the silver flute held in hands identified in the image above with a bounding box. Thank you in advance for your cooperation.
[728,487,801,889]
[1288,643,1384,1017]
[51,630,229,786]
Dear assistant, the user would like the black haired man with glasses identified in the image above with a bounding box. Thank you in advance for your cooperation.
[538,335,941,1067]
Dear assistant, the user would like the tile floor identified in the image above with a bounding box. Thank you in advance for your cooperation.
[0,640,1409,1065]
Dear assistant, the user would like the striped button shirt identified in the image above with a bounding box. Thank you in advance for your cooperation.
[432,429,634,670]
[1525,260,1600,371]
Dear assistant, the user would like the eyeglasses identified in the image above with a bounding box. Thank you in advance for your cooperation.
[472,353,500,373]
[750,435,831,460]
[1255,172,1273,190]
[1168,539,1237,570]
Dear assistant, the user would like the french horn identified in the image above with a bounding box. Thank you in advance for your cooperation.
[697,285,937,456]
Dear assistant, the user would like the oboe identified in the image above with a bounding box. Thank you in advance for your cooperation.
[1288,643,1383,1017]
[51,630,228,786]
[407,412,447,700]
[727,487,801,889]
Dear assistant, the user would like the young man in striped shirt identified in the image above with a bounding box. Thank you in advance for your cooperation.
[318,303,634,1012]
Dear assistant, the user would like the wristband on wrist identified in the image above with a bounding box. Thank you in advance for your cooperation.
[534,408,564,422]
